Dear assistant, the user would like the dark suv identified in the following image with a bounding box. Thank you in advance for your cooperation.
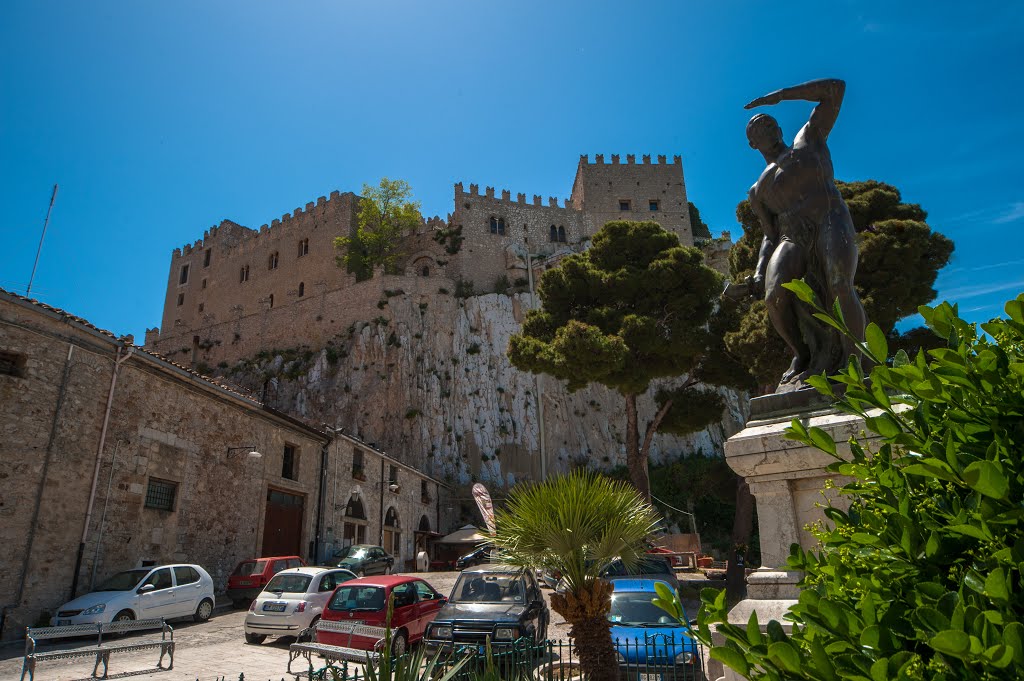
[424,565,549,651]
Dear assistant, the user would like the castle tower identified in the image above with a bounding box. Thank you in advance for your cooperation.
[569,154,693,246]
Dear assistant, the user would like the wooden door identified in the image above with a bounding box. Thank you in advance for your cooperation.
[263,489,304,556]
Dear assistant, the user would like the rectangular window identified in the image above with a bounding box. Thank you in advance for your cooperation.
[298,239,309,257]
[388,465,398,485]
[240,265,249,283]
[421,480,431,504]
[176,293,184,306]
[203,249,211,267]
[198,303,204,313]
[352,450,365,479]
[201,278,207,289]
[179,264,190,285]
[619,200,631,211]
[649,200,659,211]
[282,444,298,480]
[0,351,27,378]
[144,478,177,511]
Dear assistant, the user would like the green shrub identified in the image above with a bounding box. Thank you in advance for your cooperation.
[695,291,1024,680]
[454,278,475,298]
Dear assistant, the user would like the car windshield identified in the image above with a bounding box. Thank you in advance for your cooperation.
[265,574,312,594]
[328,585,385,611]
[232,560,267,576]
[335,547,368,561]
[96,569,150,592]
[452,572,524,604]
[608,591,683,627]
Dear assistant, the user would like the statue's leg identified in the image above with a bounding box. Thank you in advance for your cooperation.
[764,241,809,382]
[821,214,867,364]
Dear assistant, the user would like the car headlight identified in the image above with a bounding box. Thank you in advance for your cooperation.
[432,625,453,639]
[494,626,518,640]
[81,604,106,616]
[675,651,695,664]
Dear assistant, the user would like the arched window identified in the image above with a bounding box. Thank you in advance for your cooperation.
[558,226,567,243]
[298,238,309,257]
[268,252,279,269]
[489,217,506,235]
[418,515,431,533]
[385,507,400,527]
[421,266,429,277]
[345,495,367,520]
[549,225,558,242]
[298,282,305,297]
[239,265,249,283]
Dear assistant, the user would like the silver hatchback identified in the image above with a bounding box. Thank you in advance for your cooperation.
[244,567,356,643]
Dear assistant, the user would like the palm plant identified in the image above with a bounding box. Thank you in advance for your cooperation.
[492,470,662,681]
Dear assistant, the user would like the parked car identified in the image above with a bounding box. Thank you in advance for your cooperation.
[424,564,549,652]
[320,575,447,655]
[227,555,305,607]
[608,578,702,680]
[455,544,494,571]
[602,556,681,593]
[332,544,394,576]
[52,564,215,625]
[555,556,680,594]
[243,566,357,644]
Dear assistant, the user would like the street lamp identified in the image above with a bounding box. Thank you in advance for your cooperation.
[226,446,262,460]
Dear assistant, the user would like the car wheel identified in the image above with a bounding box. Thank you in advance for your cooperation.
[193,598,214,622]
[113,610,135,623]
[245,633,266,645]
[391,631,407,656]
[299,616,320,642]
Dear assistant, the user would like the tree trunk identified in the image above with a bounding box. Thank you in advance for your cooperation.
[624,393,650,502]
[726,478,754,605]
[550,579,618,681]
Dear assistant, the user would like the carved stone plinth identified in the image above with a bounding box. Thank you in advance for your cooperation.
[713,390,882,680]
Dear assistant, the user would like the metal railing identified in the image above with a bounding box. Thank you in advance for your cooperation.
[306,633,706,681]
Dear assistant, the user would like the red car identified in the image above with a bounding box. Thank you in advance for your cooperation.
[227,555,305,607]
[320,575,447,655]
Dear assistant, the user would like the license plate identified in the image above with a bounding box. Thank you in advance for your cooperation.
[238,580,253,586]
[263,602,287,612]
[58,619,72,626]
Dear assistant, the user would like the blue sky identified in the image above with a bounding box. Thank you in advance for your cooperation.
[2,0,1022,341]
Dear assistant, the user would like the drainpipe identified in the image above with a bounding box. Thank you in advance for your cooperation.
[4,344,75,640]
[313,439,329,563]
[378,457,386,546]
[525,247,547,481]
[89,439,126,590]
[70,344,134,600]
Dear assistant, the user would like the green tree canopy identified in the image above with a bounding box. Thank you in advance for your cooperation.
[334,177,422,281]
[508,221,750,499]
[725,179,954,387]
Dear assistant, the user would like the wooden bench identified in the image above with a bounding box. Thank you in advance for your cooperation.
[288,619,385,674]
[21,618,174,681]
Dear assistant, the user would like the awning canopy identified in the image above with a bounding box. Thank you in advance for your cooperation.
[437,524,490,544]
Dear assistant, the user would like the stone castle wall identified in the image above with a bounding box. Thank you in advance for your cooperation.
[570,154,693,245]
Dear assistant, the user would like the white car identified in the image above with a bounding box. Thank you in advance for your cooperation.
[53,564,215,625]
[244,566,357,643]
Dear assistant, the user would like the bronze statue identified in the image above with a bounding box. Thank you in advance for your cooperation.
[743,78,867,392]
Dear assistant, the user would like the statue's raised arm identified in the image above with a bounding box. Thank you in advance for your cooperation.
[745,78,846,140]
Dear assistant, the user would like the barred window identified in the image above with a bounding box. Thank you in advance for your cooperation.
[144,478,177,511]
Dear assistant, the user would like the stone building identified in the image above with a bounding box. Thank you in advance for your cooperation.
[0,289,448,640]
[146,154,693,367]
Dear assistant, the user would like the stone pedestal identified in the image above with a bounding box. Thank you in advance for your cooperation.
[713,390,880,681]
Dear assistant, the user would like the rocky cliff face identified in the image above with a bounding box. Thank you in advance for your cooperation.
[219,287,746,489]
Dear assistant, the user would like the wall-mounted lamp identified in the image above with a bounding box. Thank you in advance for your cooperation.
[226,446,262,460]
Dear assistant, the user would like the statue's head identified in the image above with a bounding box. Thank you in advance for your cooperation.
[746,113,783,152]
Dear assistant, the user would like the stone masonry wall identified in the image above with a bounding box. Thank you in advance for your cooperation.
[570,154,693,245]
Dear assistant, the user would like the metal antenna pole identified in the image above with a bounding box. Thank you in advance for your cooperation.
[27,184,58,297]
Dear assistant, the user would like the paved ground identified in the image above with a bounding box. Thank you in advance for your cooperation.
[0,571,710,681]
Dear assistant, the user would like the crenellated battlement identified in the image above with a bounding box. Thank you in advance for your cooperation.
[454,181,572,210]
[578,153,681,166]
[173,189,355,258]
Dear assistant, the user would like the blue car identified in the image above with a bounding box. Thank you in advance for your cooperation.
[608,578,703,681]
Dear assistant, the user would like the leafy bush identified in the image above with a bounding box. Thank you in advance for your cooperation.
[696,291,1024,680]
[454,278,475,298]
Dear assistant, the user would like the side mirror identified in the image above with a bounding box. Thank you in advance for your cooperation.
[438,596,448,605]
[138,584,155,594]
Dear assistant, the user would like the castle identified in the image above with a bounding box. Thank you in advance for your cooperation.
[146,154,700,366]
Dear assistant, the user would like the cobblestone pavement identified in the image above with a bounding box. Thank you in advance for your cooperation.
[0,572,575,681]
